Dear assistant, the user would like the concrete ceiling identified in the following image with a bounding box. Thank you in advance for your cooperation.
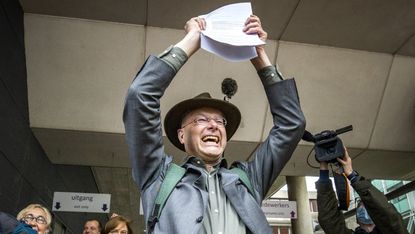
[18,0,415,228]
[20,0,415,56]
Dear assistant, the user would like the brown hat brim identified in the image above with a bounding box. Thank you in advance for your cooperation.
[164,93,241,152]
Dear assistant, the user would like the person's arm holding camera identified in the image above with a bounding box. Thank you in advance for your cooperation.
[337,149,408,234]
[316,161,353,233]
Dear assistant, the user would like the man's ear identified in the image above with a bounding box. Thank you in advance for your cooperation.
[177,129,185,144]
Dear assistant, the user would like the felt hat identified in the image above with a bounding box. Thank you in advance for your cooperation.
[164,92,241,152]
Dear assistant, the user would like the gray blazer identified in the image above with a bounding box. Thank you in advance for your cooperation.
[123,56,306,234]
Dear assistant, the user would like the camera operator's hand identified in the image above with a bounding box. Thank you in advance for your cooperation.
[336,147,353,176]
[320,161,329,170]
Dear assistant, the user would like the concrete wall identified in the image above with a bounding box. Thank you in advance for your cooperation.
[0,0,107,232]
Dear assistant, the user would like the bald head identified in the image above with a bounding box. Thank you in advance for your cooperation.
[83,220,102,234]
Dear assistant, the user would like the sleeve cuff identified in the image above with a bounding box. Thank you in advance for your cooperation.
[158,46,188,73]
[319,169,330,182]
[347,170,361,184]
[257,65,284,86]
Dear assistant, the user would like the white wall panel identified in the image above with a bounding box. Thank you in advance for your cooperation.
[370,55,415,151]
[271,42,393,148]
[26,14,145,133]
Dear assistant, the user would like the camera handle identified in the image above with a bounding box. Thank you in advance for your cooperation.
[335,125,353,135]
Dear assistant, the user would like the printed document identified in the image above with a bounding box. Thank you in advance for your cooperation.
[200,2,265,61]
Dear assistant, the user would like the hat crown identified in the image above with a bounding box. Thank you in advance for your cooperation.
[194,92,212,99]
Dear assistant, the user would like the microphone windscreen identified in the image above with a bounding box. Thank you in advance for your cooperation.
[222,78,238,99]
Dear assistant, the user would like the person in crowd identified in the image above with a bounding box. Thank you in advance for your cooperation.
[83,219,103,234]
[103,215,132,234]
[316,147,408,234]
[123,14,305,234]
[16,203,52,234]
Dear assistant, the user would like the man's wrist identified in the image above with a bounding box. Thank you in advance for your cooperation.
[320,162,329,170]
[251,49,271,70]
[174,30,200,57]
[344,168,353,176]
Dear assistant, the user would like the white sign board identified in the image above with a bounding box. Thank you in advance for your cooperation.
[52,192,111,213]
[261,200,297,219]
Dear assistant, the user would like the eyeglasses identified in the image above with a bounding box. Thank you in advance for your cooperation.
[181,116,227,128]
[21,214,47,225]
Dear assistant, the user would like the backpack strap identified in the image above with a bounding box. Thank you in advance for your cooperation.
[230,167,255,196]
[148,164,254,228]
[148,163,186,228]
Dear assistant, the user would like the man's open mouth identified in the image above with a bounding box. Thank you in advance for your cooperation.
[202,135,220,144]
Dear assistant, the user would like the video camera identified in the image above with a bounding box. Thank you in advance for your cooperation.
[302,125,353,163]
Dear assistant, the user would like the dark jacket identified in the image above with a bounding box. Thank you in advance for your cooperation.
[0,212,37,234]
[316,176,408,234]
[123,56,306,234]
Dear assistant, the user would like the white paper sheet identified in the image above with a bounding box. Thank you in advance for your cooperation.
[201,34,257,62]
[199,2,265,62]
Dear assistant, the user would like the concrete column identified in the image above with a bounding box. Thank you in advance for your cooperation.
[286,176,313,234]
